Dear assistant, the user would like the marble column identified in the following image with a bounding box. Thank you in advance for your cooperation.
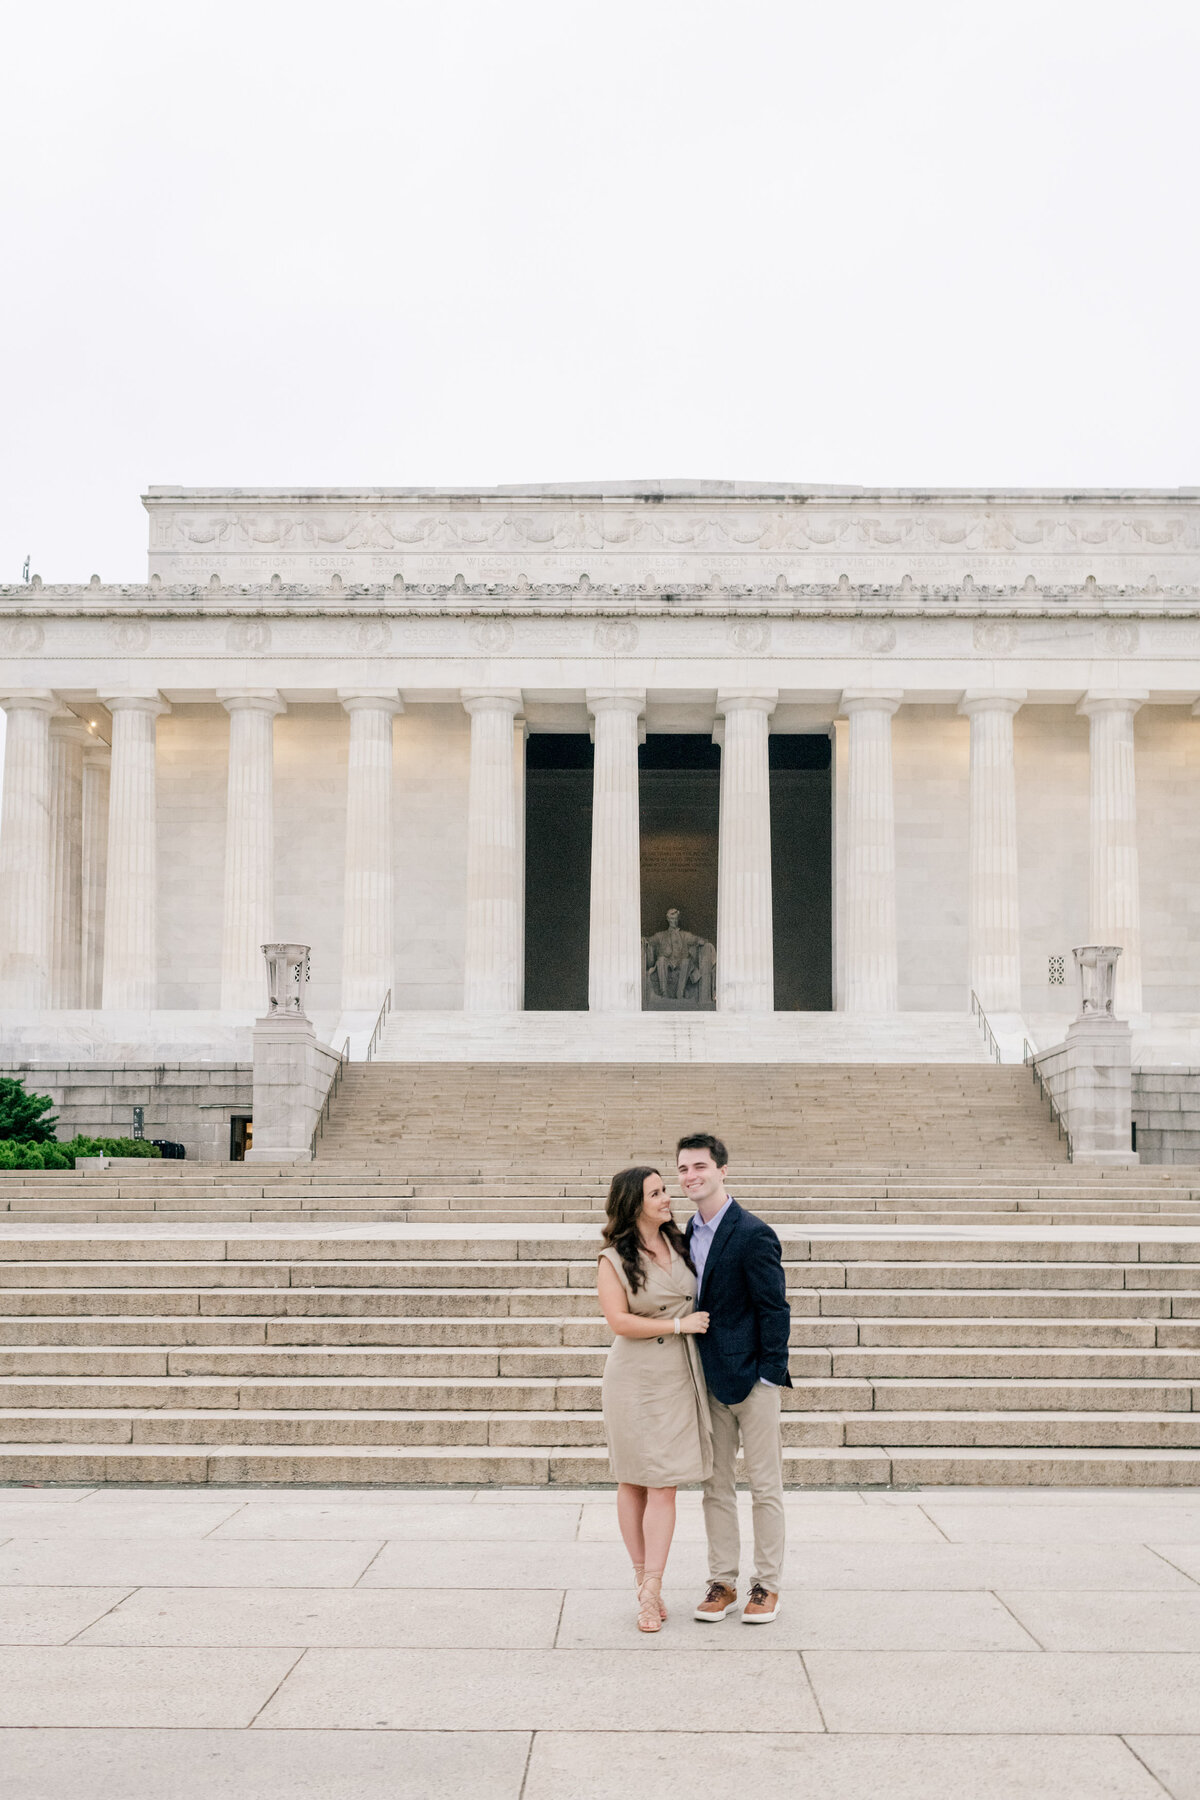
[48,713,91,1008]
[217,689,285,1012]
[1078,691,1147,1013]
[99,691,169,1011]
[81,744,110,1009]
[513,716,527,1011]
[715,689,776,1012]
[840,690,903,1013]
[0,691,57,1008]
[462,689,523,1012]
[338,689,402,1011]
[958,690,1026,1013]
[586,689,644,1012]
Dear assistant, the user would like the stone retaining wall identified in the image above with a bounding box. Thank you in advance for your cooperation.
[1133,1067,1200,1165]
[0,1063,252,1163]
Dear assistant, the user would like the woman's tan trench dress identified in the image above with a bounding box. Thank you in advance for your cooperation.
[599,1244,713,1486]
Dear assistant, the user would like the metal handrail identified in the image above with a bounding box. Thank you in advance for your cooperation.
[310,1036,351,1159]
[1023,1036,1073,1162]
[366,989,392,1063]
[969,991,1001,1064]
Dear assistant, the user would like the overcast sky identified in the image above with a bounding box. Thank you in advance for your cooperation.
[1,0,1198,589]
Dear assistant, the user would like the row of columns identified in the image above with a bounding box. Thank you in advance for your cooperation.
[0,684,1151,1016]
[0,687,404,1014]
[840,687,1146,1014]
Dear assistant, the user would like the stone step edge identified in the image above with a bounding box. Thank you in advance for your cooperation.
[4,1442,1200,1487]
[2,1406,1196,1425]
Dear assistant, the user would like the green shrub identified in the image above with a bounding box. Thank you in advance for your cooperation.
[63,1136,161,1160]
[0,1135,163,1171]
[0,1076,58,1143]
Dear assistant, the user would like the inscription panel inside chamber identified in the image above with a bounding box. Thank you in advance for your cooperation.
[638,737,720,949]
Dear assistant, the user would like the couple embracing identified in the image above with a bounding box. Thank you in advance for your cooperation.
[596,1132,791,1633]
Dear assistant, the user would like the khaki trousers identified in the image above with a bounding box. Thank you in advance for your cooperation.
[701,1381,785,1593]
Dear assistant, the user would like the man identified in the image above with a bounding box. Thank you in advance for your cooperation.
[678,1131,791,1623]
[645,907,715,1004]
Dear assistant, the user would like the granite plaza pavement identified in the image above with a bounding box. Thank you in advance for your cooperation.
[2,1484,1200,1797]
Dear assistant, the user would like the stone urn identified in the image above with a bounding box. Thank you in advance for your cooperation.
[1072,945,1122,1020]
[260,943,311,1016]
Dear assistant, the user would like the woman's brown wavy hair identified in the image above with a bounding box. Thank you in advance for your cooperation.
[601,1165,694,1294]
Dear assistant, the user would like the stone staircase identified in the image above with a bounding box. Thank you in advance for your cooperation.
[2,1224,1200,1487]
[2,1059,1200,1488]
[4,1061,1198,1229]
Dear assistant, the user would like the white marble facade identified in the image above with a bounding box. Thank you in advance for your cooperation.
[3,481,1200,1051]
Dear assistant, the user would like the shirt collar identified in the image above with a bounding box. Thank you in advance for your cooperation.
[692,1195,732,1235]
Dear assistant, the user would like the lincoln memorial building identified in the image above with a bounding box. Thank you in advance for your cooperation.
[2,481,1200,1086]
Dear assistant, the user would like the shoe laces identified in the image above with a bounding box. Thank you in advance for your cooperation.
[748,1583,769,1605]
[705,1581,731,1603]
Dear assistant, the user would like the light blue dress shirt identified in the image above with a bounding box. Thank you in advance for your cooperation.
[688,1195,732,1289]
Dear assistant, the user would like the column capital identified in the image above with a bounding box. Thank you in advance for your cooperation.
[98,689,170,717]
[840,688,903,717]
[958,689,1027,718]
[585,688,645,716]
[716,688,778,716]
[1077,690,1148,719]
[337,688,403,715]
[0,689,57,715]
[49,710,96,746]
[217,688,286,716]
[461,688,523,717]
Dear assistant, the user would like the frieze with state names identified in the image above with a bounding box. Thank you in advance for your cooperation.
[142,486,1200,588]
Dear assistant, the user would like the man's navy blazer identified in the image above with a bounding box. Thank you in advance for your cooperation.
[683,1199,792,1406]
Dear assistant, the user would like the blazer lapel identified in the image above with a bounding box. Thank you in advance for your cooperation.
[697,1199,741,1302]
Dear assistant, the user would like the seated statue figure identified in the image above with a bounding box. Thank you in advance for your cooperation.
[643,907,716,1008]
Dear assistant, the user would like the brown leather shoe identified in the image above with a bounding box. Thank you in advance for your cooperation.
[693,1580,738,1621]
[742,1582,780,1622]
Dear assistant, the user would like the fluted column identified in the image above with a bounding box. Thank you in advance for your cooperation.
[81,744,110,1009]
[462,689,523,1012]
[715,689,776,1012]
[1078,691,1147,1013]
[840,690,903,1013]
[100,691,169,1010]
[586,689,644,1011]
[217,689,284,1012]
[338,689,402,1010]
[0,691,57,1008]
[48,713,91,1007]
[959,690,1025,1012]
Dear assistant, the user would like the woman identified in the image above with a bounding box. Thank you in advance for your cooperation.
[597,1165,712,1633]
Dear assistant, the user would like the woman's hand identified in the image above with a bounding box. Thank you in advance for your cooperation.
[680,1311,710,1335]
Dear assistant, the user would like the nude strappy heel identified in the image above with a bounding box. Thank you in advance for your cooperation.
[637,1573,664,1633]
[634,1565,667,1621]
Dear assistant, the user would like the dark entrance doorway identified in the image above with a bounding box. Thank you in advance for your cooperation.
[524,734,593,1010]
[770,734,833,1009]
[639,733,720,973]
[523,729,832,1010]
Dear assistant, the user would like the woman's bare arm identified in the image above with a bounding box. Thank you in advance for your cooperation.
[597,1258,708,1337]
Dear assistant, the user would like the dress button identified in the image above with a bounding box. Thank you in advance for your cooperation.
[657,1337,664,1345]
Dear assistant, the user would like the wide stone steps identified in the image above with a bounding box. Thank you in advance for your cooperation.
[8,1437,1200,1486]
[2,1312,1199,1350]
[311,1061,1070,1173]
[4,1282,1200,1318]
[1,1224,1199,1485]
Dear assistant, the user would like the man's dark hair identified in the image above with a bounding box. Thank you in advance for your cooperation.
[676,1131,728,1168]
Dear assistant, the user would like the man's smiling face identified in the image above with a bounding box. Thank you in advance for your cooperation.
[677,1145,726,1211]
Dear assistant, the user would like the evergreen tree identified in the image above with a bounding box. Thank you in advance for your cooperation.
[0,1076,59,1143]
